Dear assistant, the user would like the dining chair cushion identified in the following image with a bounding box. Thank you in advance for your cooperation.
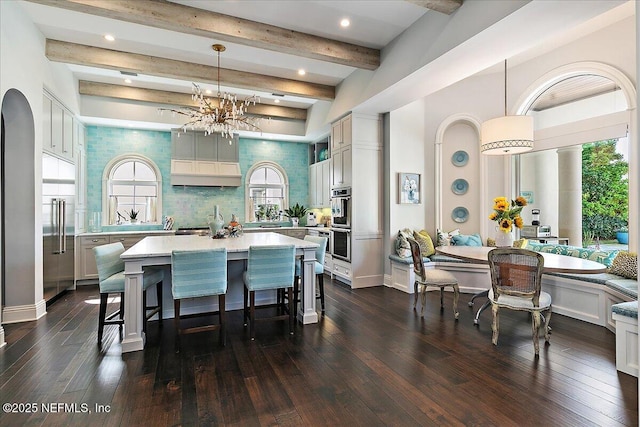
[244,245,295,291]
[488,288,552,310]
[94,242,164,294]
[418,269,458,285]
[171,248,227,299]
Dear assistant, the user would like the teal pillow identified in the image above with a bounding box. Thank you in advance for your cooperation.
[451,233,482,247]
[525,242,571,256]
[565,247,619,267]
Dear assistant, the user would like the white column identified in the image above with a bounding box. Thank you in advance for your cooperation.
[557,146,583,247]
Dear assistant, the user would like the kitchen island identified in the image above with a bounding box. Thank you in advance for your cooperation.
[120,232,319,352]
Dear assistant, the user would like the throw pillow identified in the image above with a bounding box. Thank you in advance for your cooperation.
[413,230,435,257]
[608,252,638,280]
[451,233,482,246]
[487,238,496,247]
[512,238,528,249]
[436,228,460,246]
[395,229,413,258]
[565,247,619,268]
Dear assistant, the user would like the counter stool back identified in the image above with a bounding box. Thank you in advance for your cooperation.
[286,235,328,313]
[243,245,296,340]
[171,248,228,350]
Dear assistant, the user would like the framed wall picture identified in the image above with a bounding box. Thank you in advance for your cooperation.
[398,172,421,204]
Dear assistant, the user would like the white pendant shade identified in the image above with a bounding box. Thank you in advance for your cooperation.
[480,115,534,155]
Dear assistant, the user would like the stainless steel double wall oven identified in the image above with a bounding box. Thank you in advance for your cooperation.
[330,188,351,261]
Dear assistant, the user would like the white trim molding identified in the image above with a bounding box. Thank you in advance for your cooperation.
[2,299,47,324]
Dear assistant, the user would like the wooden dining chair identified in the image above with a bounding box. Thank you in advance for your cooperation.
[487,248,552,356]
[408,237,459,319]
[93,242,163,346]
[243,245,296,340]
[171,248,228,350]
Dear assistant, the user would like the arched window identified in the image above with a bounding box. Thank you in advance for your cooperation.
[245,161,289,222]
[102,154,162,224]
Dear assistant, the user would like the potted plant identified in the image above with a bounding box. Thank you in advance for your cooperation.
[616,225,629,244]
[128,209,139,224]
[284,203,308,227]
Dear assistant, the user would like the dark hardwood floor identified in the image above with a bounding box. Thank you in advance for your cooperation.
[1,278,637,426]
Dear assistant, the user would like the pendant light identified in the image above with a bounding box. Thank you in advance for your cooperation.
[480,60,534,155]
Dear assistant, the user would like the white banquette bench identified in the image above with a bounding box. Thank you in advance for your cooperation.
[388,237,638,376]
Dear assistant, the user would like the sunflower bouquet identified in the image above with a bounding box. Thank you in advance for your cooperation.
[489,196,527,232]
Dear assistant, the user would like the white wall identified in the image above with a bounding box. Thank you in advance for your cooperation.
[387,8,636,254]
[0,1,79,317]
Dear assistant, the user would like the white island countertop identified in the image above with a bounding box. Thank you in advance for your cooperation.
[121,232,318,260]
[119,232,321,352]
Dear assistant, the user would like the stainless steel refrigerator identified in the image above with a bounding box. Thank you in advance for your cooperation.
[42,153,75,302]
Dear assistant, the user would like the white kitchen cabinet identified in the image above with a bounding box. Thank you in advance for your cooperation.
[331,115,352,152]
[308,162,318,207]
[172,130,239,162]
[43,92,76,162]
[76,233,154,282]
[77,235,109,281]
[62,109,74,159]
[308,160,330,208]
[331,145,351,188]
[329,113,383,289]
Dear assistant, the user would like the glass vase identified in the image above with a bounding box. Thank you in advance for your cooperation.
[207,205,225,235]
[495,227,514,247]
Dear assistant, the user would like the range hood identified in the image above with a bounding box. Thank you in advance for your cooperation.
[171,160,242,187]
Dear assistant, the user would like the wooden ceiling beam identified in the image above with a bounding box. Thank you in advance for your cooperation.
[405,0,463,15]
[26,0,380,70]
[47,40,334,101]
[78,81,308,121]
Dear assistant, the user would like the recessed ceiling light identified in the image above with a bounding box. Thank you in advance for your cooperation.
[340,18,350,28]
[298,69,306,76]
[205,89,212,95]
[104,34,115,42]
[124,78,132,84]
[274,99,280,104]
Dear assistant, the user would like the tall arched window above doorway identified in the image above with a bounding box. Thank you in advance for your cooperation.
[102,154,162,224]
[245,161,289,222]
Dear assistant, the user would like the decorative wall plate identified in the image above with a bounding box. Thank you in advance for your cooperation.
[451,206,469,223]
[451,150,469,167]
[451,179,469,195]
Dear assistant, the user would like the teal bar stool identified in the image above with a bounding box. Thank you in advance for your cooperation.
[171,248,228,349]
[93,242,164,346]
[286,235,328,313]
[243,245,296,340]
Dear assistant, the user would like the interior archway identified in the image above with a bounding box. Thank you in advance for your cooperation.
[1,89,42,324]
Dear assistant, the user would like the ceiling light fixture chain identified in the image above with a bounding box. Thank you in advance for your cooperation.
[158,43,261,142]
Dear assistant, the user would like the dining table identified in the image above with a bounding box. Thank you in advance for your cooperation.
[119,232,319,353]
[435,245,608,324]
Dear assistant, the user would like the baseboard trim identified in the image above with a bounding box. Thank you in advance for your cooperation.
[2,299,47,323]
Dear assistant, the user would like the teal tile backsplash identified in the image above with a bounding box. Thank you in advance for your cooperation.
[86,126,309,228]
